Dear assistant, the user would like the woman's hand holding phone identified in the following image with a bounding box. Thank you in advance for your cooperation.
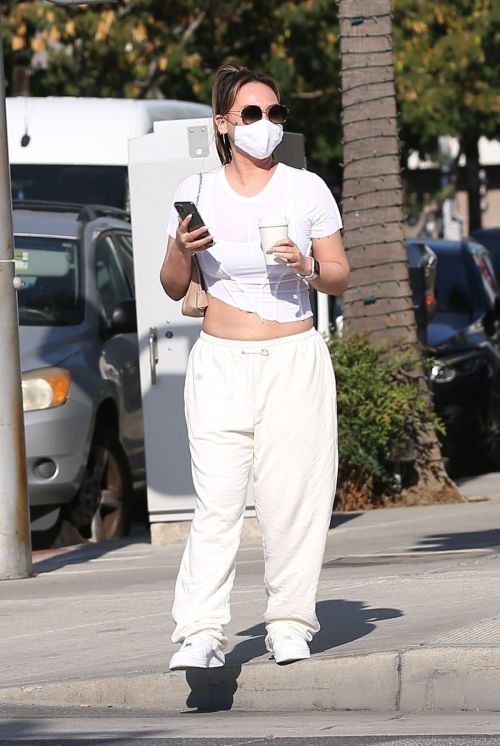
[174,202,214,255]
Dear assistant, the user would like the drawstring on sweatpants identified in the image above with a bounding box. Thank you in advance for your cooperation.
[241,349,269,356]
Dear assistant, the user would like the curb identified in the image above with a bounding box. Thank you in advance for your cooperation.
[150,516,262,546]
[1,647,500,712]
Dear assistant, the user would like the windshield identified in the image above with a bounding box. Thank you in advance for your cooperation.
[434,252,475,320]
[15,235,83,326]
[11,165,128,209]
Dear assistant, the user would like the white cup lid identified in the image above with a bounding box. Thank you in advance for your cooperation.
[258,215,289,228]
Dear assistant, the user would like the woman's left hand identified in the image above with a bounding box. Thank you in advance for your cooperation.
[269,238,311,275]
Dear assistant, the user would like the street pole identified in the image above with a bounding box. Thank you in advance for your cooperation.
[0,26,32,580]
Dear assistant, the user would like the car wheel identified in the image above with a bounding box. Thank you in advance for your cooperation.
[479,391,500,472]
[63,425,131,541]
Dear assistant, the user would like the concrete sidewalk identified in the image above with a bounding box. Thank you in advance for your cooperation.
[1,474,500,713]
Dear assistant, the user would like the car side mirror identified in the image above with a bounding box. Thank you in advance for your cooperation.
[109,298,137,334]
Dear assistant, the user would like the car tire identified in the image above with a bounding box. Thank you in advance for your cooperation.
[480,391,500,472]
[63,425,132,542]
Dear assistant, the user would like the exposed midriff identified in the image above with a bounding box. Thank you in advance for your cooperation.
[202,294,314,341]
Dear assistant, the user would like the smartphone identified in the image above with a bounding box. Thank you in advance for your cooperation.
[174,201,214,247]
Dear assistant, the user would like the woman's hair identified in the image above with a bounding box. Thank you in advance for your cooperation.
[212,64,280,164]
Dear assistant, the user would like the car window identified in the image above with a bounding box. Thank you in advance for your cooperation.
[470,245,498,310]
[95,233,132,321]
[111,232,135,293]
[14,235,83,326]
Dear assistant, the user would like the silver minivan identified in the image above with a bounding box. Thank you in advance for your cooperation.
[15,201,145,546]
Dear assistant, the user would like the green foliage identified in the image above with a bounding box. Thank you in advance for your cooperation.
[2,2,497,186]
[329,333,444,503]
[2,0,342,182]
[393,0,500,155]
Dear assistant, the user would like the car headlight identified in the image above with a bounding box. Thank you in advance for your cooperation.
[430,354,490,384]
[431,364,456,383]
[22,367,71,412]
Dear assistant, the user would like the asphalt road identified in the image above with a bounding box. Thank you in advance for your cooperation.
[2,739,500,745]
[2,707,500,743]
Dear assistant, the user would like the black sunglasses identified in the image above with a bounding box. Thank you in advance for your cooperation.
[226,103,289,126]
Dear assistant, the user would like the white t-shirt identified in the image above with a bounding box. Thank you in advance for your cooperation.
[168,163,342,323]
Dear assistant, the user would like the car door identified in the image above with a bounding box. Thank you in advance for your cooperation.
[94,231,144,471]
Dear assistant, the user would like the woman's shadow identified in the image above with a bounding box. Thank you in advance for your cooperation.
[226,598,403,664]
[183,598,402,711]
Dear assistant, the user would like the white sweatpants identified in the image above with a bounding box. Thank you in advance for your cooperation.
[171,328,338,652]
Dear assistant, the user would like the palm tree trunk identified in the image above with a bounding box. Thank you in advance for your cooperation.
[338,0,461,504]
[339,0,413,343]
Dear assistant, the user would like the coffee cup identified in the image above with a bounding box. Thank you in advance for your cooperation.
[258,216,289,265]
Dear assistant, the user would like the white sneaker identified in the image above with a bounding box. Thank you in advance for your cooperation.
[168,637,225,670]
[272,632,310,665]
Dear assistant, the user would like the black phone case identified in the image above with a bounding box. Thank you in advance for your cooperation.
[174,201,214,246]
[174,201,205,230]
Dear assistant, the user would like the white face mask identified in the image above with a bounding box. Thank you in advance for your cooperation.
[233,118,284,159]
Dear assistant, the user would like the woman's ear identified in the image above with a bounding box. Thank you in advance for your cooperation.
[214,114,226,135]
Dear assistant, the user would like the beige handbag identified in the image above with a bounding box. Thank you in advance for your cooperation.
[182,254,208,317]
[181,173,209,318]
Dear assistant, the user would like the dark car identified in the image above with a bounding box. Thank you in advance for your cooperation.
[407,238,500,473]
[471,227,500,279]
[14,201,145,546]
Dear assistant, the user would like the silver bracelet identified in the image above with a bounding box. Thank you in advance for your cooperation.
[300,256,316,280]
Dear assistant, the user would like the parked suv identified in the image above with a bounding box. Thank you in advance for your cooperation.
[407,238,500,472]
[14,201,145,545]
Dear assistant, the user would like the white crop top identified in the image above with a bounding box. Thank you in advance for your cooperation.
[167,163,342,323]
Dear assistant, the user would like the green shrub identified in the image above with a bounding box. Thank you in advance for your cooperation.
[328,332,444,508]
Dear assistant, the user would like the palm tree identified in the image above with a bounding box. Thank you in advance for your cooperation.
[338,0,460,504]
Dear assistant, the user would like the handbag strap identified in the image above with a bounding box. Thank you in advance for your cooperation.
[192,172,207,291]
[195,172,202,207]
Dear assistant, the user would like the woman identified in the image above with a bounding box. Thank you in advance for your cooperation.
[160,64,349,669]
